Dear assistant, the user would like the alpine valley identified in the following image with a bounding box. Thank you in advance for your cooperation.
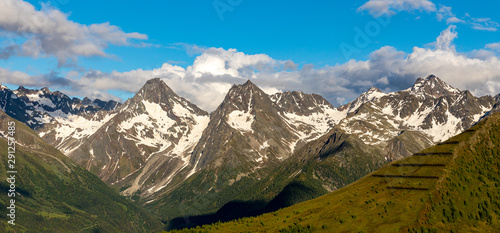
[1,74,499,232]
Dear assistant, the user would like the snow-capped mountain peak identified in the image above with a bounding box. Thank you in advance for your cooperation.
[223,80,264,112]
[348,86,387,114]
[338,75,494,147]
[59,78,210,197]
[135,78,175,102]
[407,74,460,97]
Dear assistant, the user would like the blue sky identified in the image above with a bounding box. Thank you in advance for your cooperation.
[1,0,500,111]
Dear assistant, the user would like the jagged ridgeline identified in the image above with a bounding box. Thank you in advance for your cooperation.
[165,112,500,232]
[0,111,162,232]
[0,75,499,232]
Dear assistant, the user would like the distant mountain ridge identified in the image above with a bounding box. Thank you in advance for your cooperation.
[1,74,499,229]
[0,84,119,128]
[338,75,495,154]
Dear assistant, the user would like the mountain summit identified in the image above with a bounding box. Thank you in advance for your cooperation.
[408,74,460,97]
[124,77,207,119]
[190,79,293,169]
[65,78,210,197]
[133,77,177,103]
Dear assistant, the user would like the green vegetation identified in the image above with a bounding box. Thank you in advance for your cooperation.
[0,112,162,232]
[156,128,386,231]
[162,113,500,232]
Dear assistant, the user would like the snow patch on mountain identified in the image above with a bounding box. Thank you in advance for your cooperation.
[348,87,388,113]
[26,91,56,108]
[278,99,348,152]
[227,92,255,133]
[227,110,254,133]
[170,113,210,156]
[117,100,184,148]
[260,140,270,150]
[283,107,346,137]
[421,111,461,142]
[54,113,117,142]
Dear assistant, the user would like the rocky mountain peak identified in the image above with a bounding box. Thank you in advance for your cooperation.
[92,99,121,111]
[358,86,385,100]
[348,86,387,113]
[228,80,260,94]
[15,85,32,95]
[271,91,334,116]
[134,77,177,103]
[123,78,207,118]
[223,80,268,113]
[41,87,51,94]
[243,79,255,86]
[409,75,460,97]
[82,97,93,105]
[367,86,382,93]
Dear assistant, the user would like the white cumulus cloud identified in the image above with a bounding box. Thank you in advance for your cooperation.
[358,0,436,17]
[0,0,149,66]
[3,27,500,112]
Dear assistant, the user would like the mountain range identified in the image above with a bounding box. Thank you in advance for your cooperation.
[169,110,500,232]
[1,74,499,231]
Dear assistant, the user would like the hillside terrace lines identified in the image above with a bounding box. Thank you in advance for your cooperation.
[412,152,453,156]
[386,186,430,190]
[370,139,460,191]
[391,164,445,167]
[371,174,439,179]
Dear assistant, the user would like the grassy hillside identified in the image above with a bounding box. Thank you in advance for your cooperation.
[0,111,163,232]
[159,128,386,231]
[165,113,500,233]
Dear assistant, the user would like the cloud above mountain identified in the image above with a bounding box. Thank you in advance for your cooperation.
[0,0,149,66]
[2,26,500,112]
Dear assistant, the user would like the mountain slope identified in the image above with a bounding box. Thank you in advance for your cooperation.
[159,126,388,230]
[270,91,347,145]
[0,110,162,232]
[169,112,500,232]
[65,78,209,199]
[243,126,388,212]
